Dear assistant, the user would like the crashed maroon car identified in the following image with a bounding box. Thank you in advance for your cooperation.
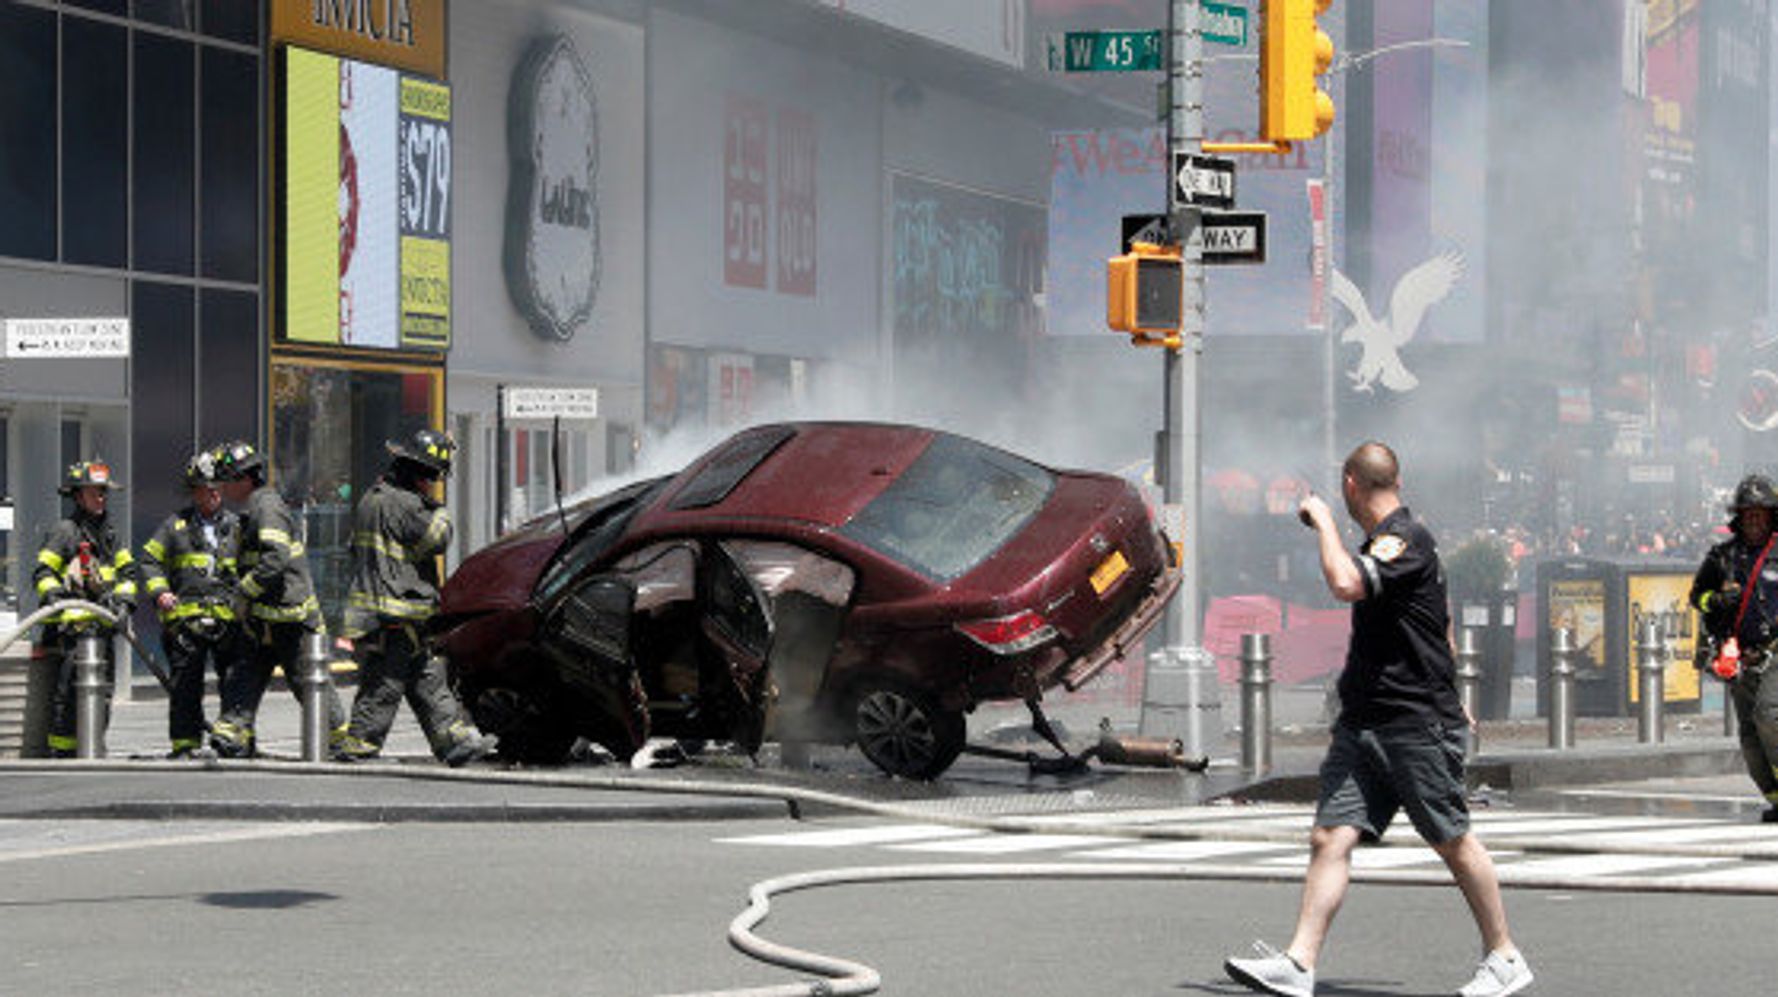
[436,422,1177,778]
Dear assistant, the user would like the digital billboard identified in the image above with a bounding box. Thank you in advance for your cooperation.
[282,46,451,351]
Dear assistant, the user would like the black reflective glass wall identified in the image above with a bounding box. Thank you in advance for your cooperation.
[63,16,129,268]
[0,3,57,261]
[134,31,196,275]
[200,288,259,445]
[132,280,197,542]
[202,46,258,281]
[201,0,257,45]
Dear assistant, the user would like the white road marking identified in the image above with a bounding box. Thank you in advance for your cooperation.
[888,833,1121,855]
[1073,840,1289,861]
[1499,853,1724,877]
[1660,863,1778,888]
[0,820,369,864]
[717,824,980,848]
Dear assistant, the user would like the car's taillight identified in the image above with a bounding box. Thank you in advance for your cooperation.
[956,610,1057,655]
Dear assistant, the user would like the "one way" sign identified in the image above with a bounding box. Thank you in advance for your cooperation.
[1200,211,1266,265]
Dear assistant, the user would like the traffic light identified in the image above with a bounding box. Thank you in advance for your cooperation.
[1260,0,1336,144]
[1107,241,1183,338]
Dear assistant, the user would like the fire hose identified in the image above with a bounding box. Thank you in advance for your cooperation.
[0,599,174,692]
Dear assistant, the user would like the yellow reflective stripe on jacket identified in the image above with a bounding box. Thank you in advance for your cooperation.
[144,576,170,594]
[37,549,65,572]
[239,574,264,598]
[347,590,436,620]
[260,528,305,555]
[419,509,450,553]
[171,552,215,569]
[35,575,59,596]
[114,549,134,567]
[352,531,410,562]
[143,538,168,561]
[164,601,236,622]
[250,595,318,622]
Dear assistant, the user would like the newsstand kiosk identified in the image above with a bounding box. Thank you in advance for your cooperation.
[1535,557,1702,718]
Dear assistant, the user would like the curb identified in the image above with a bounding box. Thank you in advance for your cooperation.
[7,798,793,823]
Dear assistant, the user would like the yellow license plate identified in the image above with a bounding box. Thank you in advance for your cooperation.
[1090,550,1130,595]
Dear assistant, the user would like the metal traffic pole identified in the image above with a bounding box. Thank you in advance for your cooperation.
[1636,615,1666,744]
[1141,0,1208,750]
[300,630,331,762]
[1455,627,1483,760]
[73,632,108,759]
[1548,626,1576,750]
[1239,633,1273,772]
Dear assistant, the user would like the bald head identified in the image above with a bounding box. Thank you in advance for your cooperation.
[1343,442,1400,495]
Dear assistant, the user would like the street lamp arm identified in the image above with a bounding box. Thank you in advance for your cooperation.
[1338,38,1470,74]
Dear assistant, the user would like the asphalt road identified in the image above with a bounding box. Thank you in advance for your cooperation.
[3,783,1773,996]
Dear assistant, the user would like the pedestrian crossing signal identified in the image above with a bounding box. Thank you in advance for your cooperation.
[1107,241,1183,339]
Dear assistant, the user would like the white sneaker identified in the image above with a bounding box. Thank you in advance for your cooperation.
[1458,948,1533,997]
[1225,940,1314,997]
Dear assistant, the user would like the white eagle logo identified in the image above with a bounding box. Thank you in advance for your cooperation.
[1330,252,1464,394]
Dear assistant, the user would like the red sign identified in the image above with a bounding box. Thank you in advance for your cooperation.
[1306,178,1327,330]
[776,107,817,296]
[724,94,768,289]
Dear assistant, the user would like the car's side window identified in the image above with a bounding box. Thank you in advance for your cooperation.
[704,542,772,659]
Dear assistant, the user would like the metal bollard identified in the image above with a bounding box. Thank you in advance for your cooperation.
[1548,626,1576,750]
[300,631,331,762]
[1636,615,1665,744]
[73,633,108,759]
[1239,633,1273,772]
[1726,672,1739,738]
[1455,627,1483,759]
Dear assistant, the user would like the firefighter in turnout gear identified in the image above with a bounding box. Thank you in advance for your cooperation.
[333,430,491,766]
[206,441,347,758]
[32,459,138,757]
[139,451,245,758]
[1692,473,1778,823]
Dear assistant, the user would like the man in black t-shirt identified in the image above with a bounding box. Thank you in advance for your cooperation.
[1224,442,1533,997]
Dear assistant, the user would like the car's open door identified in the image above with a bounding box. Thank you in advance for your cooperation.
[537,574,650,757]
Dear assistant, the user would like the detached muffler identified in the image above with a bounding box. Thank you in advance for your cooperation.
[961,706,1210,774]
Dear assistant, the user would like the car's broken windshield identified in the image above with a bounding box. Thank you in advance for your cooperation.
[839,433,1053,581]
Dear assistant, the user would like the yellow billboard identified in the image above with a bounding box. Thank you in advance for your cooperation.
[1626,572,1702,704]
[281,47,450,351]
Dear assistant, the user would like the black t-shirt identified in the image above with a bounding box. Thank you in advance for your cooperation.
[1336,506,1466,728]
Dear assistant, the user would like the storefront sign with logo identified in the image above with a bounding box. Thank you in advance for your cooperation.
[271,0,447,79]
[504,35,602,342]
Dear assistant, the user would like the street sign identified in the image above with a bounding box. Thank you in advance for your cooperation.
[1121,213,1172,253]
[1200,211,1267,264]
[1171,151,1235,209]
[1201,1,1248,47]
[3,317,130,358]
[1046,30,1163,72]
[502,386,600,421]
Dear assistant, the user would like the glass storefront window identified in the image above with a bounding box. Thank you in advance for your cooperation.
[201,45,258,281]
[271,359,441,629]
[130,281,197,544]
[0,3,57,261]
[134,31,196,275]
[201,0,259,45]
[63,16,129,268]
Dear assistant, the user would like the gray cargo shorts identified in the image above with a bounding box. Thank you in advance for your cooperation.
[1316,719,1471,845]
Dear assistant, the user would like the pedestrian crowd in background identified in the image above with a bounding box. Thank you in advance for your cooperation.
[29,432,490,765]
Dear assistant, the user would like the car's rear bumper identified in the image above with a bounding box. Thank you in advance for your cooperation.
[1059,567,1181,692]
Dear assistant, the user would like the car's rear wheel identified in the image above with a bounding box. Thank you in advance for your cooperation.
[471,686,577,765]
[851,681,965,780]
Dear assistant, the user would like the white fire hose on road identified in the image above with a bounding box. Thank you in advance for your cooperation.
[0,607,1769,995]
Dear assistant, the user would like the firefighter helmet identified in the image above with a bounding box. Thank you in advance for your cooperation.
[183,450,222,488]
[1729,474,1778,513]
[58,459,121,496]
[212,440,266,482]
[386,428,454,478]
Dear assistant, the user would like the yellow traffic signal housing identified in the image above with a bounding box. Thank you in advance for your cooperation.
[1260,0,1336,143]
[1107,241,1184,337]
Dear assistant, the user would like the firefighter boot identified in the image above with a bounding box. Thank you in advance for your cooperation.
[439,723,495,768]
[208,720,255,759]
[330,729,381,763]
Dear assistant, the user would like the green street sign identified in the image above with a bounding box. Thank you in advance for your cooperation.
[1202,1,1248,47]
[1045,30,1164,73]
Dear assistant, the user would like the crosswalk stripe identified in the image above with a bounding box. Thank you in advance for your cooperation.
[1070,840,1290,861]
[1562,823,1776,846]
[1661,863,1778,887]
[717,824,979,848]
[1500,853,1725,877]
[1258,847,1502,870]
[889,833,1121,855]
